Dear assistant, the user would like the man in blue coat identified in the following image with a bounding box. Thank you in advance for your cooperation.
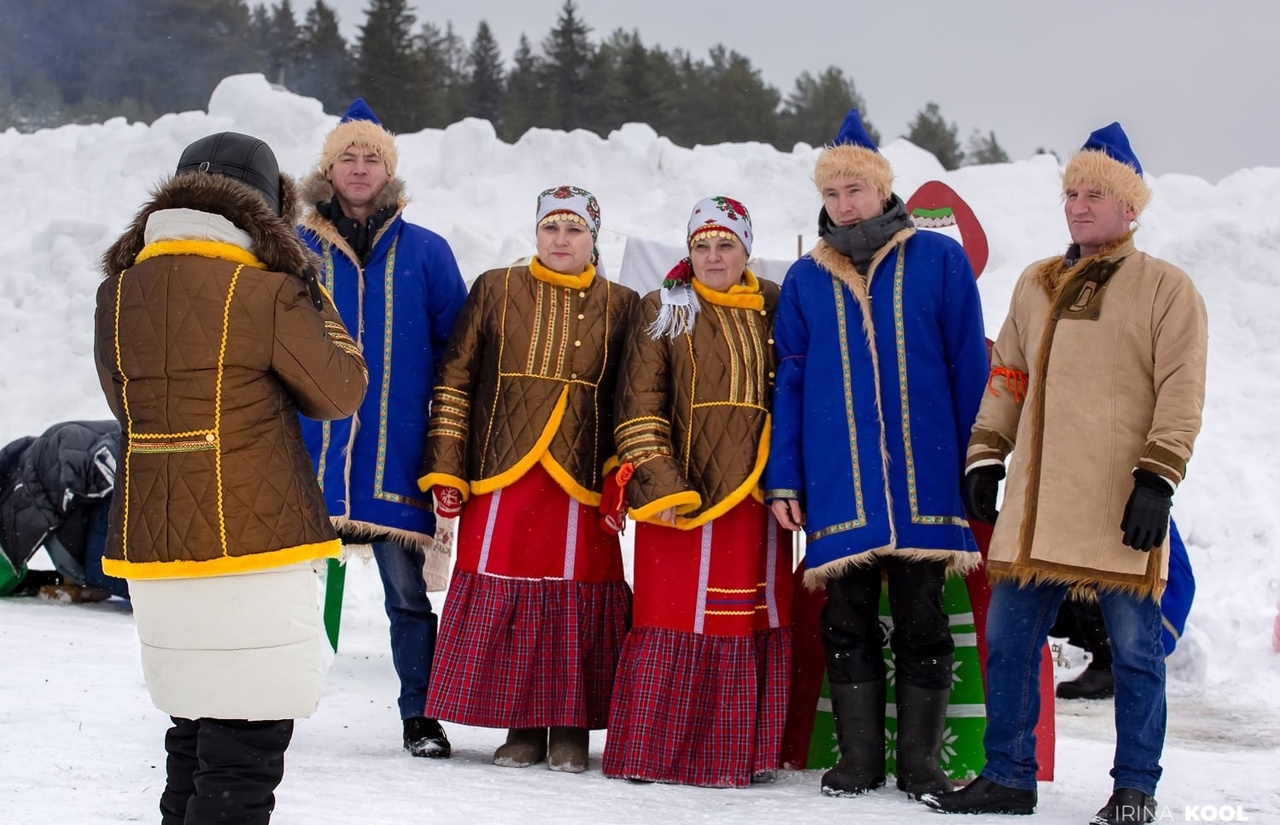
[765,109,989,799]
[298,99,468,758]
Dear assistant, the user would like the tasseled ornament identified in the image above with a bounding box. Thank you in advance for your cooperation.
[987,366,1028,403]
[646,257,700,340]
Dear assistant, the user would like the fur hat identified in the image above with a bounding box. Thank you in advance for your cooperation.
[176,131,283,216]
[1062,121,1151,214]
[318,98,399,177]
[686,195,753,256]
[813,108,893,197]
[535,185,601,239]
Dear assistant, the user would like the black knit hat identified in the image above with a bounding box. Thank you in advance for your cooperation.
[176,131,282,216]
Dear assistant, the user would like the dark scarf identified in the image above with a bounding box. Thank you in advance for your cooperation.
[818,193,914,276]
[316,197,396,264]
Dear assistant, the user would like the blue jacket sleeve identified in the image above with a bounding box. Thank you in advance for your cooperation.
[423,235,469,383]
[940,244,989,469]
[764,266,809,502]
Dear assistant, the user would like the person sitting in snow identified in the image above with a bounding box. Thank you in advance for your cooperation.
[94,131,367,825]
[0,419,127,601]
[764,108,990,800]
[297,98,468,760]
[924,123,1209,825]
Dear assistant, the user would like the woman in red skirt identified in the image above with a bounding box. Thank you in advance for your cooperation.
[601,196,793,788]
[418,186,637,773]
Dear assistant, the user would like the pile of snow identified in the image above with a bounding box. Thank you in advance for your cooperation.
[2,74,1277,823]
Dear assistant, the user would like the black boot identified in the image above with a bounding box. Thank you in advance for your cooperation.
[1057,664,1115,699]
[921,776,1037,815]
[403,717,451,758]
[1091,789,1157,824]
[894,683,952,798]
[820,680,886,797]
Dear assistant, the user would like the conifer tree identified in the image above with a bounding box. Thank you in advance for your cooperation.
[355,0,425,131]
[698,46,780,145]
[466,21,506,128]
[417,21,467,127]
[781,67,878,148]
[964,129,1011,165]
[502,34,546,141]
[295,0,352,112]
[541,0,594,131]
[906,101,965,170]
[264,0,300,86]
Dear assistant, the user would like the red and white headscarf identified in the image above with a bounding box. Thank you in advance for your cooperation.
[648,196,753,340]
[535,185,601,239]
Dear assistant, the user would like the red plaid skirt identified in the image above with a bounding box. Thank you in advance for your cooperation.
[602,625,792,788]
[424,570,632,729]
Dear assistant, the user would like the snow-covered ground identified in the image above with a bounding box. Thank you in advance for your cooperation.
[2,74,1279,823]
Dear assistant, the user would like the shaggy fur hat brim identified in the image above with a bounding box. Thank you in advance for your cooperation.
[319,119,399,177]
[813,144,893,198]
[1062,150,1151,214]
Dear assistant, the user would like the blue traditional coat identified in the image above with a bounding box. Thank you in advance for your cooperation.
[298,184,467,549]
[764,227,988,585]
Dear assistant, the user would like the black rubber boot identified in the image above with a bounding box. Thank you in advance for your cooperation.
[1057,663,1115,699]
[894,683,953,798]
[820,680,886,797]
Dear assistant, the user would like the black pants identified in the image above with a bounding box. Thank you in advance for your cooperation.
[160,717,294,825]
[821,557,954,689]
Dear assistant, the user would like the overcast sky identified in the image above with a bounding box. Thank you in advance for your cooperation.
[324,0,1278,181]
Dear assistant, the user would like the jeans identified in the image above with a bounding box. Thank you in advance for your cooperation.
[981,579,1166,795]
[372,540,439,720]
[84,501,130,599]
[821,557,954,689]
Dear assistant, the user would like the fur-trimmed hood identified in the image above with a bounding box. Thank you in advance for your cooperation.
[102,172,314,277]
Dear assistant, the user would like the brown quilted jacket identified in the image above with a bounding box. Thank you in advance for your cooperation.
[94,172,368,579]
[419,258,637,505]
[615,272,779,528]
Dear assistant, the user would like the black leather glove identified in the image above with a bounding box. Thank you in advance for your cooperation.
[962,464,1005,525]
[1120,469,1173,551]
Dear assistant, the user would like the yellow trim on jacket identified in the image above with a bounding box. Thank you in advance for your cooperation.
[691,268,764,311]
[529,256,596,289]
[468,386,601,502]
[102,538,341,580]
[134,240,268,269]
[416,471,471,499]
[630,490,703,524]
[674,416,771,530]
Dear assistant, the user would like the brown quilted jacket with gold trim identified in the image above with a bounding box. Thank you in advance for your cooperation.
[968,235,1207,598]
[419,259,637,505]
[94,172,368,579]
[614,273,779,528]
